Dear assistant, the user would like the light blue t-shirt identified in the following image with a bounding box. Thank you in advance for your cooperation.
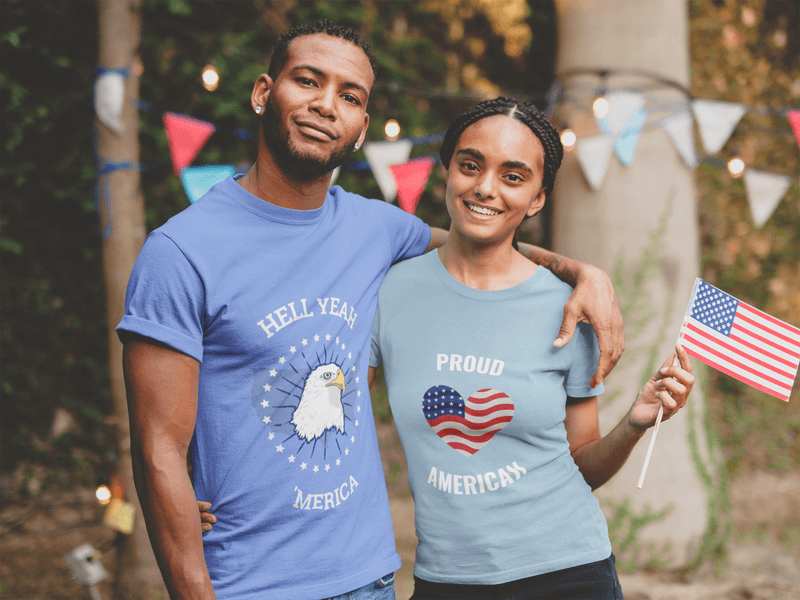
[370,251,611,585]
[118,176,431,600]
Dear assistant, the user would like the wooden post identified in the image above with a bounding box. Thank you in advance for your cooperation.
[96,1,166,597]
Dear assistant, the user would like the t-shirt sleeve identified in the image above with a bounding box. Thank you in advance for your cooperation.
[116,230,205,362]
[369,302,382,368]
[378,202,431,264]
[565,321,603,399]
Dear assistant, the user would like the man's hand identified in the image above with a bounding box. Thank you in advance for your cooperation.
[553,263,624,387]
[198,501,216,532]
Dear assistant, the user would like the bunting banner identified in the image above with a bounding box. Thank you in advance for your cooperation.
[678,278,800,402]
[329,166,341,187]
[94,72,125,134]
[575,134,614,190]
[789,110,800,152]
[742,168,794,228]
[390,157,435,214]
[163,112,216,174]
[613,108,647,165]
[691,99,747,154]
[180,165,236,203]
[363,139,413,202]
[603,91,646,138]
[662,111,699,168]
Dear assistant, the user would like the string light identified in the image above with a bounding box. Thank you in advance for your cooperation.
[95,485,111,505]
[560,128,576,151]
[727,157,745,178]
[384,119,401,141]
[592,95,609,119]
[202,64,219,92]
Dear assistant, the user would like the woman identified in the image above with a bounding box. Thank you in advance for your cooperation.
[202,98,694,600]
[367,98,693,600]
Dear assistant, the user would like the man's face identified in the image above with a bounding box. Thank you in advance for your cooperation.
[261,34,373,180]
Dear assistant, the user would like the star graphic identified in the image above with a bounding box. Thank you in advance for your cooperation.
[341,343,345,350]
[325,334,331,341]
[325,464,331,471]
[355,420,359,427]
[357,390,361,397]
[345,448,350,455]
[262,416,271,425]
[290,346,296,354]
[313,465,319,473]
[351,436,355,443]
[270,369,277,377]
[268,432,275,440]
[314,335,319,342]
[357,405,361,412]
[278,356,286,365]
[276,444,284,453]
[288,455,295,463]
[352,366,356,372]
[336,458,341,466]
[302,338,308,346]
[261,399,269,408]
[348,352,352,359]
[263,383,271,392]
[336,337,340,345]
[356,376,360,383]
[300,462,307,470]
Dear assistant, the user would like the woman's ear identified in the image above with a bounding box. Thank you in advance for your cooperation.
[526,188,547,218]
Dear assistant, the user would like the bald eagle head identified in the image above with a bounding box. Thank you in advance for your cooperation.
[291,363,346,442]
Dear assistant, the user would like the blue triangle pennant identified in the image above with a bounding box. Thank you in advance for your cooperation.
[613,108,647,166]
[180,165,236,203]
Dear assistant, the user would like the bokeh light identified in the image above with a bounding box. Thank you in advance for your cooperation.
[560,128,576,151]
[727,157,745,178]
[96,485,111,505]
[384,119,401,141]
[202,64,219,92]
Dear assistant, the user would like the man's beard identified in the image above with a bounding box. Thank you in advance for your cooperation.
[261,97,360,182]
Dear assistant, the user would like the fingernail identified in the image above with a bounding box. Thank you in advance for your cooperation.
[660,368,668,373]
[554,338,563,346]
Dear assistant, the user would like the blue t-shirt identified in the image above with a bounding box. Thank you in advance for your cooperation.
[117,175,431,600]
[370,251,611,585]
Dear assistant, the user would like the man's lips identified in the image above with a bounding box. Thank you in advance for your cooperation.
[295,121,336,140]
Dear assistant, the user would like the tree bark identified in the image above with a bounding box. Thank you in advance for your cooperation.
[552,0,709,567]
[96,1,167,597]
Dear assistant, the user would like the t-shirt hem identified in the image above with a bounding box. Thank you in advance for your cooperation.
[116,315,204,362]
[413,543,612,586]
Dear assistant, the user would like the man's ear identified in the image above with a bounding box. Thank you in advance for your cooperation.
[251,74,273,113]
[357,112,370,148]
[526,188,547,218]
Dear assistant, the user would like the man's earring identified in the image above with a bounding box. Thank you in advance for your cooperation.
[255,106,262,115]
[353,142,360,151]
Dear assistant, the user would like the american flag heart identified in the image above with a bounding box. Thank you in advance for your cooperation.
[422,385,514,456]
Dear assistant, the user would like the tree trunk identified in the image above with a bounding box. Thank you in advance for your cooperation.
[552,0,710,567]
[96,1,167,597]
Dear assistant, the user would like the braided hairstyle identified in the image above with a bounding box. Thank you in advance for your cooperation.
[269,20,379,82]
[439,97,564,201]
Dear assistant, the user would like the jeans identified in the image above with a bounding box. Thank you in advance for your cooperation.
[325,572,396,600]
[410,554,623,600]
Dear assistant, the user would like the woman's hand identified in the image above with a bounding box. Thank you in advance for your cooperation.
[198,501,216,532]
[628,344,694,430]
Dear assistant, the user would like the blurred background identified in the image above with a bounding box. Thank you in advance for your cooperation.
[1,1,798,598]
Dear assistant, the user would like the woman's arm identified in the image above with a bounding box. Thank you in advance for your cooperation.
[566,344,694,490]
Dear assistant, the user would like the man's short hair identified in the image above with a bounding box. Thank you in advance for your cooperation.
[268,20,379,82]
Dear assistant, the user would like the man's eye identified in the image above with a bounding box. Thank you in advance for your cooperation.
[460,162,478,171]
[342,94,360,105]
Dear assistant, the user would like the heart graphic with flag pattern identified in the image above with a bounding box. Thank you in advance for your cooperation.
[422,385,514,456]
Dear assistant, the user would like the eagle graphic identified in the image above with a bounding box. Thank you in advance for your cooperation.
[291,363,346,442]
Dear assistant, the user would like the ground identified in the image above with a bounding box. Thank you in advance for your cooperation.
[0,419,798,599]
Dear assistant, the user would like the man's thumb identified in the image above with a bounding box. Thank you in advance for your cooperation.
[553,312,578,348]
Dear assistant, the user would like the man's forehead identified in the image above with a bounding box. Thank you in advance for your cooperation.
[284,33,373,84]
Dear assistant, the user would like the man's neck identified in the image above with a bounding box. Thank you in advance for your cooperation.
[237,149,331,211]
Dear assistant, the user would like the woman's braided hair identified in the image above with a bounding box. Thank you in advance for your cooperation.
[439,97,564,200]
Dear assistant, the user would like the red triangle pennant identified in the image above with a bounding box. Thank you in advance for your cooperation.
[390,157,434,214]
[789,110,800,152]
[163,112,216,174]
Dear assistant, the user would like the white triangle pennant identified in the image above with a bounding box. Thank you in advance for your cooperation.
[742,168,793,228]
[363,140,413,202]
[329,166,341,187]
[662,111,699,167]
[94,72,125,134]
[575,134,614,191]
[602,91,646,138]
[691,99,746,154]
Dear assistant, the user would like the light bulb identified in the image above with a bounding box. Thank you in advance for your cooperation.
[560,128,576,151]
[593,96,609,119]
[202,64,219,92]
[384,119,401,141]
[727,157,745,178]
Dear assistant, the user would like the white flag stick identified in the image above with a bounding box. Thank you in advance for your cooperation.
[637,354,680,488]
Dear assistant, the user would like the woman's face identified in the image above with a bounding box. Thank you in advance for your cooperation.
[445,114,546,248]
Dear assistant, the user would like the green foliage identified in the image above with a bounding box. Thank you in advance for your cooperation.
[604,497,672,572]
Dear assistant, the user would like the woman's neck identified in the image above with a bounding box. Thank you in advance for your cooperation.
[437,232,538,291]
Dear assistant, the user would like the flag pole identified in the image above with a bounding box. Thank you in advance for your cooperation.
[637,353,680,489]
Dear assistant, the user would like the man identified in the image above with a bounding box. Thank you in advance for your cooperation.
[119,20,623,600]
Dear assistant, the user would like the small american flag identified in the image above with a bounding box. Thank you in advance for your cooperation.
[423,385,514,456]
[679,278,800,402]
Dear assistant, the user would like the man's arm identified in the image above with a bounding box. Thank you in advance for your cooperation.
[519,243,624,387]
[123,338,216,600]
